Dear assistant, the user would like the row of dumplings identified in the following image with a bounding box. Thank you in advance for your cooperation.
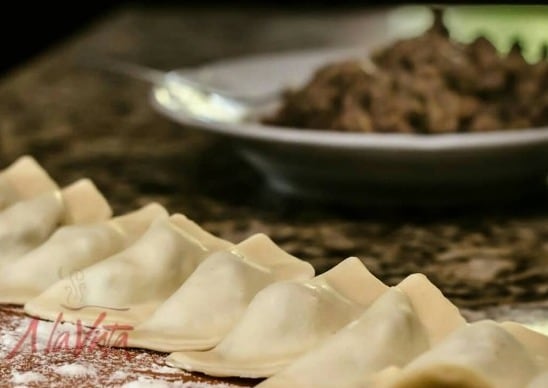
[0,156,547,388]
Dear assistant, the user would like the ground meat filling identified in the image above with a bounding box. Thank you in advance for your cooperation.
[265,12,548,134]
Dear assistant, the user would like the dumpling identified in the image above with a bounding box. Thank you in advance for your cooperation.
[376,321,540,388]
[126,233,315,352]
[500,321,548,370]
[258,274,464,388]
[359,366,403,388]
[370,321,548,388]
[395,273,466,345]
[24,214,231,327]
[0,156,57,210]
[528,372,548,388]
[0,179,111,268]
[0,203,167,305]
[257,288,430,388]
[167,257,388,378]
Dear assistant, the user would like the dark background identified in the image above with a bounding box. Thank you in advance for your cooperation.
[4,2,360,75]
[1,1,115,74]
[0,1,488,76]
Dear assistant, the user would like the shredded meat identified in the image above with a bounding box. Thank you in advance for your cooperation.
[265,10,548,134]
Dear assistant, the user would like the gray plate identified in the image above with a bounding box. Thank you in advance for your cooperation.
[150,47,548,206]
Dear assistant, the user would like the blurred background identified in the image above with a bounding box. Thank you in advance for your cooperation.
[0,0,546,329]
[0,1,479,75]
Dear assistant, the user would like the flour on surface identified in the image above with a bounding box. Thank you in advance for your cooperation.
[122,376,237,388]
[1,307,244,387]
[53,363,97,377]
[11,371,46,384]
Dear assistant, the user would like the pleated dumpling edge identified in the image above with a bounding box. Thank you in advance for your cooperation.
[23,212,230,327]
[396,273,466,346]
[373,320,541,388]
[60,179,112,224]
[257,288,430,388]
[0,179,111,270]
[0,203,167,305]
[0,156,58,210]
[125,233,315,352]
[166,257,388,378]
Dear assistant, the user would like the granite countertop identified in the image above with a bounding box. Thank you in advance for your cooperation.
[0,6,546,316]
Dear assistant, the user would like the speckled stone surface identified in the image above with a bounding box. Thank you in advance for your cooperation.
[0,7,546,313]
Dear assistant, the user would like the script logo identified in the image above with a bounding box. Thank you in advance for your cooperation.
[6,312,134,360]
[58,268,130,312]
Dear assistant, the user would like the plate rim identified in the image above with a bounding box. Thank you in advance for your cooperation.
[150,47,548,153]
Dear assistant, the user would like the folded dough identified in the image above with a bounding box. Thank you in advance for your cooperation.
[0,203,167,305]
[126,233,314,352]
[500,321,548,370]
[0,156,57,210]
[258,274,464,388]
[376,320,540,388]
[257,288,430,388]
[528,372,548,388]
[167,257,388,378]
[24,213,231,326]
[360,366,403,388]
[396,273,466,345]
[0,179,111,268]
